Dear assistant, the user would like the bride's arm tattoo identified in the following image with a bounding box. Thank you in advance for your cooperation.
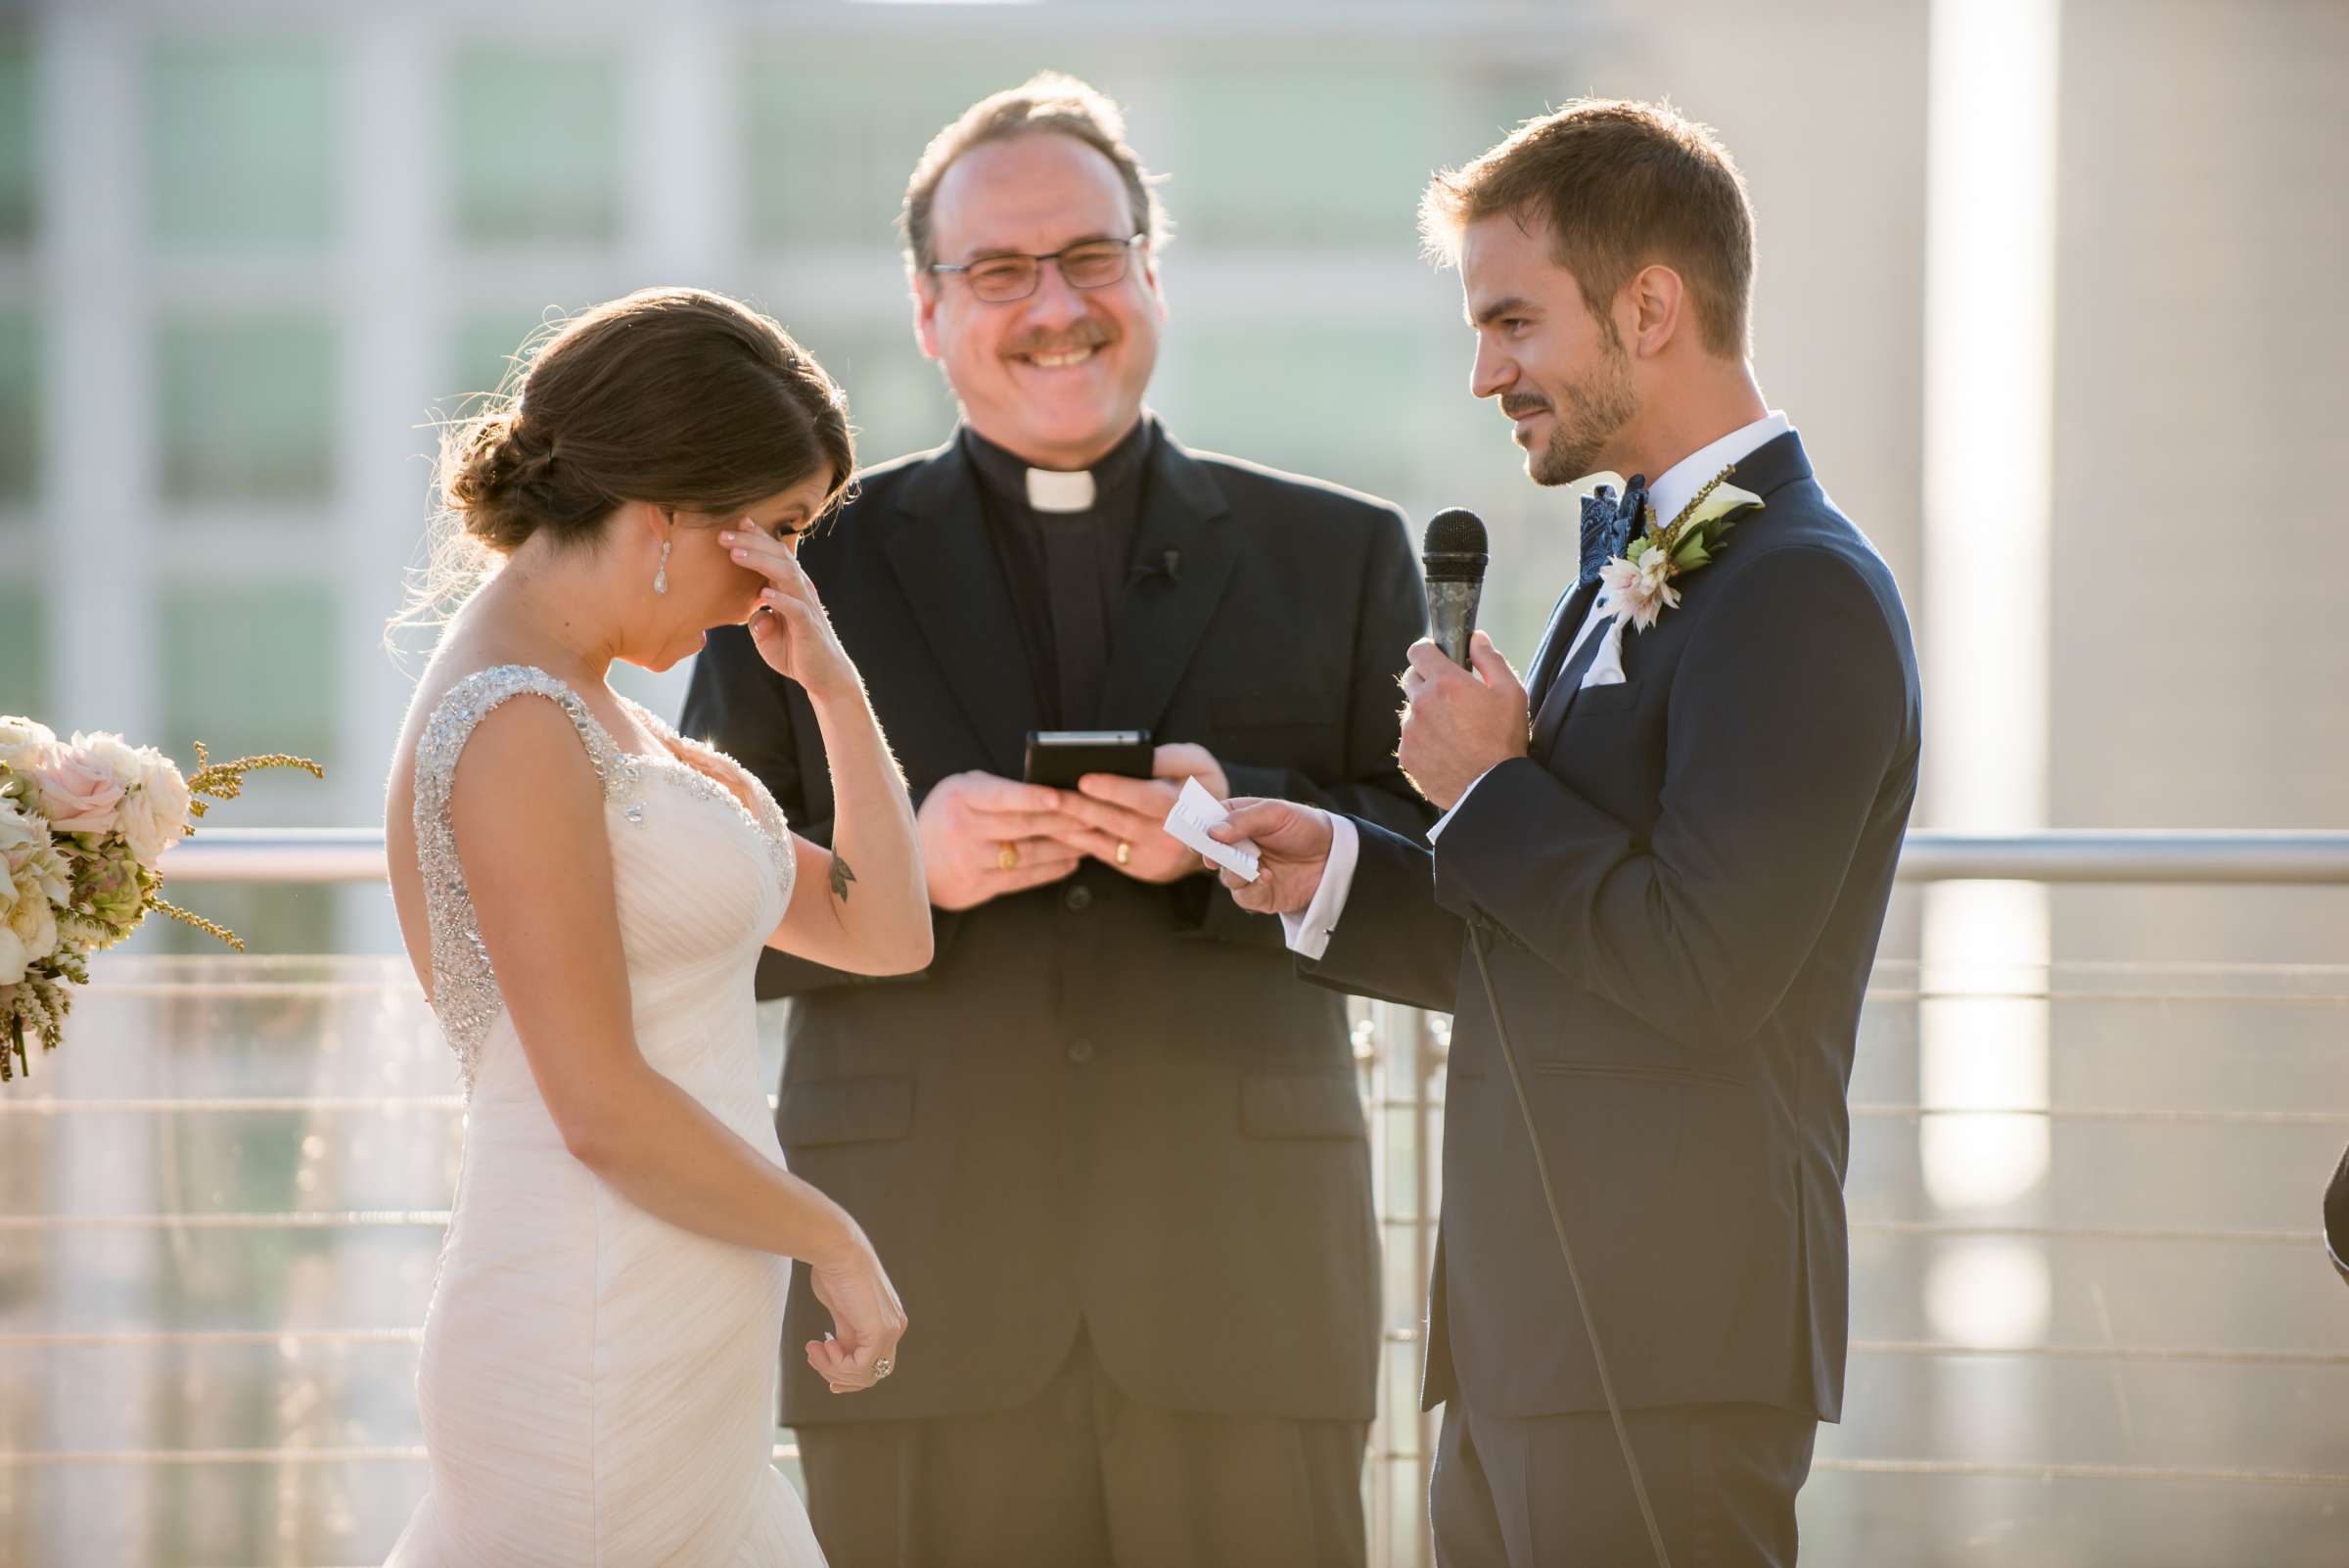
[829,855,857,903]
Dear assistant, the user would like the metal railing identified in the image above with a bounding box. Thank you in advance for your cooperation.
[4,830,2346,1567]
[149,825,2349,885]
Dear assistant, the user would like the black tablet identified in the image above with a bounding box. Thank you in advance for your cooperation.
[1023,729,1154,789]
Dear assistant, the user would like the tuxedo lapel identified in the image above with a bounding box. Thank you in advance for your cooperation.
[880,442,1043,777]
[1530,599,1615,755]
[1094,436,1236,734]
[1524,577,1601,711]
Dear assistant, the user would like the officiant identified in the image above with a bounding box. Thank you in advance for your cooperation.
[680,73,1433,1568]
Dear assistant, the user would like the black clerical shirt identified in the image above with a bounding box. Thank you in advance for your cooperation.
[959,418,1156,729]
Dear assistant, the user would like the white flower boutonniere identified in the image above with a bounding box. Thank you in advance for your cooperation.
[1599,464,1765,632]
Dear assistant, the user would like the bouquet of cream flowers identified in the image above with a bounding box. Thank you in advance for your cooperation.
[0,715,321,1081]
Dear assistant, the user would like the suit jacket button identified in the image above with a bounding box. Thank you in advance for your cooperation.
[1067,1038,1096,1064]
[1064,885,1093,912]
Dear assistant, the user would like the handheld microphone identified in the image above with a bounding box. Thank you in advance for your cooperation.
[1421,508,1488,669]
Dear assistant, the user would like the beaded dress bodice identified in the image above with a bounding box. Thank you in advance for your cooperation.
[408,664,795,1092]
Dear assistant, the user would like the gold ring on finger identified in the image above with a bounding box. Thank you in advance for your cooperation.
[997,842,1019,871]
[1115,840,1132,867]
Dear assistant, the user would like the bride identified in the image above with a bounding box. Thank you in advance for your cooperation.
[380,287,929,1565]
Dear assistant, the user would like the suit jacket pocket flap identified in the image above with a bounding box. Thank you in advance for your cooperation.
[1240,1071,1365,1140]
[778,1076,915,1147]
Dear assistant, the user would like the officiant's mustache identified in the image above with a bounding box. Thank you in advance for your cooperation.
[1499,394,1551,420]
[1001,320,1117,360]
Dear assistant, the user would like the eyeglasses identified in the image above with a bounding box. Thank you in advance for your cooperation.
[927,233,1148,303]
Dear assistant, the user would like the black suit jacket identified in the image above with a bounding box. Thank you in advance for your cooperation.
[680,427,1435,1425]
[1308,431,1920,1423]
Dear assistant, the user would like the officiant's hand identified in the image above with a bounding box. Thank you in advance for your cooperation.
[1211,798,1333,916]
[1397,631,1528,810]
[805,1219,908,1396]
[1054,743,1230,884]
[918,770,1082,910]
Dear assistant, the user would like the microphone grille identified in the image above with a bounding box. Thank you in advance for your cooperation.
[1422,507,1488,582]
[1423,507,1487,556]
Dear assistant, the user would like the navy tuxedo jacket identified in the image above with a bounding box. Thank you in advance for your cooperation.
[1309,431,1920,1422]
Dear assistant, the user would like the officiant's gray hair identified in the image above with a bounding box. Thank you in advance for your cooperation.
[1419,98,1755,358]
[900,71,1170,274]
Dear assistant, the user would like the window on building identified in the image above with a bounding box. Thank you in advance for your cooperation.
[0,34,33,246]
[742,48,1040,252]
[157,313,335,504]
[148,37,336,251]
[153,578,341,952]
[451,46,620,245]
[0,311,35,506]
[0,582,41,717]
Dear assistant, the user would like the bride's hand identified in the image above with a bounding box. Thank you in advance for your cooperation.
[804,1221,908,1395]
[724,525,858,704]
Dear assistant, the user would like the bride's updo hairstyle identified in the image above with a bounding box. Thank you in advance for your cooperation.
[410,288,853,621]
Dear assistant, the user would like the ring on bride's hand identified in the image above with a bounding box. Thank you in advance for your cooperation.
[874,1358,894,1379]
[997,842,1019,871]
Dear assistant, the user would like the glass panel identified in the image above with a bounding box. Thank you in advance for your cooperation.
[0,311,35,505]
[450,46,619,245]
[0,33,33,246]
[6,956,2349,1561]
[155,313,335,504]
[147,36,335,251]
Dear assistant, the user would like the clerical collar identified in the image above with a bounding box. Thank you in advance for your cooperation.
[961,417,1154,517]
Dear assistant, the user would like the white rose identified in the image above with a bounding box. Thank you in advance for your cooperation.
[0,924,26,986]
[2,869,57,976]
[0,716,57,778]
[113,750,194,865]
[75,732,150,792]
[0,795,71,907]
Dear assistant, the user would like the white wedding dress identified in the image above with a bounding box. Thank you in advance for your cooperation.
[385,666,827,1567]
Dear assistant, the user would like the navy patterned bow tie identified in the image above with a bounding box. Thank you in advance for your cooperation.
[1578,474,1648,587]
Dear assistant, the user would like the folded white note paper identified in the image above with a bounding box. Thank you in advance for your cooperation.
[1163,776,1260,883]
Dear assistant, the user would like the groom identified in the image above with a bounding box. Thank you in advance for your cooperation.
[1218,100,1920,1565]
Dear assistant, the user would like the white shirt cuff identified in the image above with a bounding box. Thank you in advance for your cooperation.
[1278,810,1359,961]
[1426,765,1500,844]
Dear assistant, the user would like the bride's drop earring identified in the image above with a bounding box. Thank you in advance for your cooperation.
[653,538,670,596]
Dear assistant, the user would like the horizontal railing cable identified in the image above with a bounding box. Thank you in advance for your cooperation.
[154,827,2349,886]
[18,1327,2344,1368]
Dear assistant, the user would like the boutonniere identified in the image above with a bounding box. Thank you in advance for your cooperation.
[1599,464,1765,632]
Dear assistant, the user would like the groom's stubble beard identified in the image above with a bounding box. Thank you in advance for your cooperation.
[1530,327,1639,487]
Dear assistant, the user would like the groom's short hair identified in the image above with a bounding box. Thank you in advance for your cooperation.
[1419,98,1755,358]
[900,71,1169,274]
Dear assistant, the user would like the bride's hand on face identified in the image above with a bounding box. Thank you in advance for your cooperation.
[804,1222,908,1395]
[722,524,858,704]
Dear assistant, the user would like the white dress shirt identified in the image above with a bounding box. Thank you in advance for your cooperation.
[1279,411,1793,960]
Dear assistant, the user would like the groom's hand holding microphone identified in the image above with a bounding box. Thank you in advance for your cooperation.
[1396,502,1526,811]
[1395,630,1528,810]
[1212,505,1524,915]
